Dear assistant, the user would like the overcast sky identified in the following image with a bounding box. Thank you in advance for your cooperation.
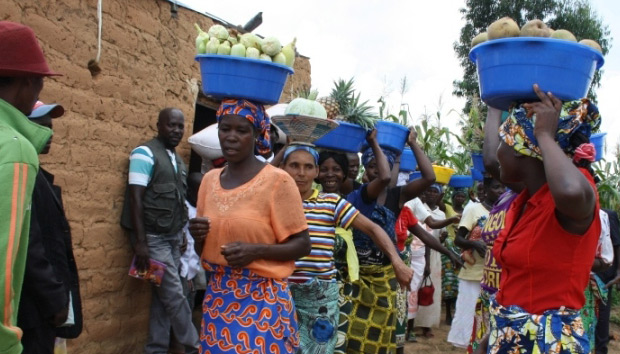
[180,0,620,159]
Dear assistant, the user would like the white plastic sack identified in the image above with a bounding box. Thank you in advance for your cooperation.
[188,123,223,160]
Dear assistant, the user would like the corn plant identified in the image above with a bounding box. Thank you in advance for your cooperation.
[593,143,620,211]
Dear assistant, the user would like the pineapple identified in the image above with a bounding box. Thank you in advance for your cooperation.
[317,96,339,119]
[340,92,377,130]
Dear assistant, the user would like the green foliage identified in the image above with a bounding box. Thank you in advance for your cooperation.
[594,144,620,211]
[454,0,612,112]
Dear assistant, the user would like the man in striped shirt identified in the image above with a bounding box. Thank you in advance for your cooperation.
[120,108,199,354]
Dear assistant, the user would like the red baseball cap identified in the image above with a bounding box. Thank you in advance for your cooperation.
[0,21,60,76]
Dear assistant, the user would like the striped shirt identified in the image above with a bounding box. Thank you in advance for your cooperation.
[128,145,177,186]
[291,189,359,282]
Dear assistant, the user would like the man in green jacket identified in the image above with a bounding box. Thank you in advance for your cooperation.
[0,21,58,354]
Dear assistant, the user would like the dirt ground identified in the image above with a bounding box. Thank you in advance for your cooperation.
[403,307,620,354]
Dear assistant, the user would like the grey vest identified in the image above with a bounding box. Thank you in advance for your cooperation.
[120,138,188,235]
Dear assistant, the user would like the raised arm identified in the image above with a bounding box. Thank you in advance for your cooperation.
[364,129,392,200]
[401,128,435,203]
[351,214,413,289]
[525,84,595,233]
[424,215,460,230]
[409,223,463,267]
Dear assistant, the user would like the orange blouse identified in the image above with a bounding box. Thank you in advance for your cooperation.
[196,164,308,279]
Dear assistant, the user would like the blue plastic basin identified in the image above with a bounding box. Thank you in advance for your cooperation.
[471,167,484,182]
[196,55,294,104]
[408,171,422,182]
[400,147,417,172]
[449,175,474,188]
[314,122,367,153]
[375,121,409,153]
[591,132,606,162]
[469,38,604,110]
[471,152,485,173]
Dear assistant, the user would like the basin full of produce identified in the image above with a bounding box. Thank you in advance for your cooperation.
[433,165,455,184]
[449,175,474,188]
[314,122,367,153]
[196,55,293,104]
[468,17,604,110]
[400,147,417,172]
[470,38,604,110]
[194,24,296,104]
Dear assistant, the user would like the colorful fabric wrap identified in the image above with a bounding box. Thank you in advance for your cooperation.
[334,227,360,282]
[467,288,493,354]
[283,144,319,165]
[335,264,398,354]
[430,183,443,193]
[441,237,460,300]
[216,99,271,155]
[452,187,467,197]
[579,274,608,352]
[573,143,596,163]
[488,296,589,354]
[499,99,601,161]
[362,146,396,170]
[199,262,298,354]
[289,278,340,354]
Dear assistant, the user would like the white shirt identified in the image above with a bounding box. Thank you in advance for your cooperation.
[180,201,202,280]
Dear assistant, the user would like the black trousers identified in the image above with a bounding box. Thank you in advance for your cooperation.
[21,324,55,354]
[595,286,613,354]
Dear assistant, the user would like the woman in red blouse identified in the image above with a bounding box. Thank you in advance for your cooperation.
[476,85,602,354]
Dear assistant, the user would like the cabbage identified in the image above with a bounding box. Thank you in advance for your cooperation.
[246,47,260,59]
[240,33,260,50]
[285,97,327,119]
[206,37,219,54]
[231,43,246,57]
[259,54,272,61]
[208,24,229,40]
[261,36,281,56]
[272,52,286,65]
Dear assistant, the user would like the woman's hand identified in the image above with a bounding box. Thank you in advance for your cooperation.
[449,251,464,268]
[523,84,563,141]
[189,217,210,244]
[221,242,259,268]
[471,240,487,258]
[423,263,431,278]
[366,128,378,144]
[406,127,418,146]
[450,215,461,224]
[393,260,413,290]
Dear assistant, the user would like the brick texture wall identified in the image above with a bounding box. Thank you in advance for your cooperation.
[1,1,311,352]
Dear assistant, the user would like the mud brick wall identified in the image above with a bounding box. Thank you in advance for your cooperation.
[1,1,311,352]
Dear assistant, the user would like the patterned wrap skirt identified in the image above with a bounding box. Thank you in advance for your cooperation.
[334,264,398,354]
[441,237,460,300]
[200,262,299,354]
[488,296,589,354]
[467,288,493,353]
[289,278,340,354]
[579,274,608,353]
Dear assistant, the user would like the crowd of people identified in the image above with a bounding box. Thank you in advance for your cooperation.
[1,20,620,354]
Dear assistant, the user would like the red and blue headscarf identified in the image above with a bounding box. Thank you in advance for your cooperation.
[216,99,271,155]
[499,98,601,161]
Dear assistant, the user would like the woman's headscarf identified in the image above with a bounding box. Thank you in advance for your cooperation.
[283,144,319,165]
[216,99,271,155]
[452,187,467,198]
[499,98,601,161]
[361,146,397,169]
